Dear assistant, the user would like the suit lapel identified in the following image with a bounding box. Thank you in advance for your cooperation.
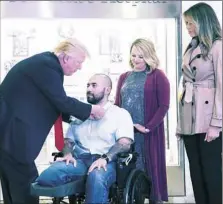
[183,48,194,78]
[189,45,202,65]
[183,45,202,78]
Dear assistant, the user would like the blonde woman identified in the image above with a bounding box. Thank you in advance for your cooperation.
[115,38,170,203]
[0,38,105,204]
[176,3,222,204]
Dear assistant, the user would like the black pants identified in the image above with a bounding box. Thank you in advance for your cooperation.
[0,150,39,204]
[183,132,222,204]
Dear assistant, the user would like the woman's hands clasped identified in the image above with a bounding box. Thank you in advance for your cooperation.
[134,124,150,134]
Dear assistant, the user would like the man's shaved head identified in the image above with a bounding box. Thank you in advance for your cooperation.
[86,74,113,105]
[90,74,112,89]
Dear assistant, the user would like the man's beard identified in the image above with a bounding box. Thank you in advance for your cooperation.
[87,91,105,104]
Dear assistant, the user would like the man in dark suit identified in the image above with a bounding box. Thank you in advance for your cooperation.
[0,38,105,204]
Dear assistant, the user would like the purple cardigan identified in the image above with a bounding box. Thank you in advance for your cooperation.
[115,68,170,201]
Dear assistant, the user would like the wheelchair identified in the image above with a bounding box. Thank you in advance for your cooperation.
[31,148,151,204]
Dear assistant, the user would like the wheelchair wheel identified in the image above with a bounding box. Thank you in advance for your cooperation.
[123,169,151,204]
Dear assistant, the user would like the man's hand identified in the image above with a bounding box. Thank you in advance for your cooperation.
[205,126,221,142]
[90,105,105,120]
[55,153,77,167]
[88,158,107,174]
[134,124,150,134]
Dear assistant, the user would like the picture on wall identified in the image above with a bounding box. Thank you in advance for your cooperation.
[99,31,123,63]
[9,29,35,57]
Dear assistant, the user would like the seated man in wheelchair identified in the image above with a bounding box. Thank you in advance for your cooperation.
[35,73,134,204]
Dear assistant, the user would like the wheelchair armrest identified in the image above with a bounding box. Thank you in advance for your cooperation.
[116,142,136,158]
[117,152,138,159]
[116,152,138,189]
[51,152,64,161]
[117,152,130,158]
[117,152,138,166]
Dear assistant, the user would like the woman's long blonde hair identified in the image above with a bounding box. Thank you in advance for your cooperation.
[183,2,222,57]
[129,38,159,70]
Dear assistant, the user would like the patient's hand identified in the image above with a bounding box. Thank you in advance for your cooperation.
[55,153,77,167]
[88,158,107,174]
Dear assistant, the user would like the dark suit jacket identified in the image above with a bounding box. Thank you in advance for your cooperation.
[0,52,91,164]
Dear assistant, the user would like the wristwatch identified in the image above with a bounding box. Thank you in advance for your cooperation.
[101,154,109,163]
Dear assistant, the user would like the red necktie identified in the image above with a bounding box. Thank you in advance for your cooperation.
[54,115,64,151]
